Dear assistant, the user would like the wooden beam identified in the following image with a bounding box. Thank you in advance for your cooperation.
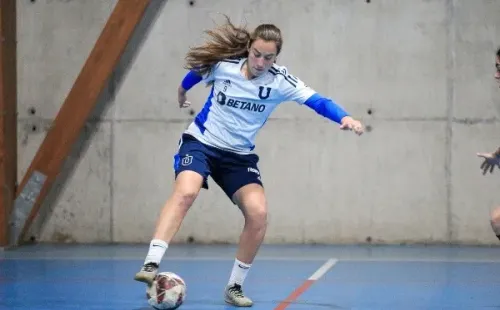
[0,0,17,247]
[10,0,152,246]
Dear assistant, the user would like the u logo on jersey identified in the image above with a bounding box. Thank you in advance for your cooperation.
[258,87,271,100]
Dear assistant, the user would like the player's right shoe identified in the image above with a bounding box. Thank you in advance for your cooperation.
[134,262,159,285]
[224,283,253,307]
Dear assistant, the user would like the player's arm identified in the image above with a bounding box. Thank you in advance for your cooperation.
[477,146,500,174]
[303,93,349,124]
[179,70,203,94]
[279,69,363,135]
[177,66,216,108]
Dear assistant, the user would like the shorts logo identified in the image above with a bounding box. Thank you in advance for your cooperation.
[181,154,193,166]
[248,167,260,175]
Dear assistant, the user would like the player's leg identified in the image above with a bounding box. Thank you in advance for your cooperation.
[232,183,267,278]
[224,183,267,307]
[134,134,212,284]
[490,206,500,240]
[213,153,266,307]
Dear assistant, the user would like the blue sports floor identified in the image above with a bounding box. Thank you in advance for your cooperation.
[1,244,500,309]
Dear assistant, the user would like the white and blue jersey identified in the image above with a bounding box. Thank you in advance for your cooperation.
[181,57,349,154]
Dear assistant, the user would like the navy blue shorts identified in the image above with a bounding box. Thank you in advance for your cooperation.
[173,134,263,201]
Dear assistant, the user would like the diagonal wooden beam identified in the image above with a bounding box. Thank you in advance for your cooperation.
[10,0,153,246]
[0,0,17,247]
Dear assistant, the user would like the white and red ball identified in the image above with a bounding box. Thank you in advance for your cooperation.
[146,272,186,309]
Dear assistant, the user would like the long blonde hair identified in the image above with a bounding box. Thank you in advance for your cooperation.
[184,15,283,77]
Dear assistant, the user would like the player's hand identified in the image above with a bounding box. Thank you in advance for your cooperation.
[340,116,364,136]
[477,147,500,175]
[178,87,191,108]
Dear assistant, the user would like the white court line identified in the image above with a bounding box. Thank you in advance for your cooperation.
[4,256,500,263]
[336,257,500,263]
[275,258,339,309]
[309,258,338,280]
[0,256,331,261]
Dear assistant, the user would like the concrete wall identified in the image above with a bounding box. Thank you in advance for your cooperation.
[16,0,500,245]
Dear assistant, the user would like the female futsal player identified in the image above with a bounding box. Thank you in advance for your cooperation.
[134,16,364,307]
[477,47,500,240]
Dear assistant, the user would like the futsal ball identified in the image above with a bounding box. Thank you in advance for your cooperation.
[146,272,186,309]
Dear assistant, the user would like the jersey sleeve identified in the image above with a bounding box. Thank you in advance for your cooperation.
[276,67,316,104]
[201,65,216,83]
[180,64,218,91]
[274,66,350,124]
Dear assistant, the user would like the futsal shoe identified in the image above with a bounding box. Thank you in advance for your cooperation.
[134,262,159,285]
[224,283,253,307]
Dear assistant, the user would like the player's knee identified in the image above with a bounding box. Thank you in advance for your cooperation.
[234,184,268,231]
[246,203,268,231]
[252,205,268,225]
[171,171,203,209]
[172,189,198,210]
[490,207,500,223]
[490,207,500,234]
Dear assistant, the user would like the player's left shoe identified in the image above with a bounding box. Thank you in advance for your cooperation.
[134,262,158,285]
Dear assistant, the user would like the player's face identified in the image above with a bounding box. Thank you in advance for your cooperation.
[247,38,277,77]
[495,56,500,86]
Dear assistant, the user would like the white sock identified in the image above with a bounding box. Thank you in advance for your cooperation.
[228,258,252,286]
[144,239,168,265]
